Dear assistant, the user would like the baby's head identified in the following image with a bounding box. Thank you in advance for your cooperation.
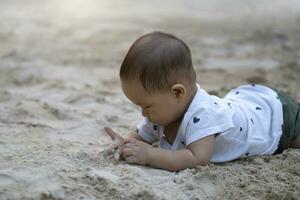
[120,31,197,126]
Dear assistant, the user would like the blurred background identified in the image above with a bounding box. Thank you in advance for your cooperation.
[0,0,300,80]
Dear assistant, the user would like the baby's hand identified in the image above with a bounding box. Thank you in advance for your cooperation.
[123,138,152,165]
[104,127,125,161]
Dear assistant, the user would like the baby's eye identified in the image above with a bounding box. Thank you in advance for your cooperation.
[145,105,151,109]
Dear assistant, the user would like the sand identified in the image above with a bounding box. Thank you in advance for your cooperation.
[0,0,300,199]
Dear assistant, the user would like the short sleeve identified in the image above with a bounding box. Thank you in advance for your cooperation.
[185,107,234,146]
[137,117,159,143]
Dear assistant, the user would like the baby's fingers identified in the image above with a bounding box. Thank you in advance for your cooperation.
[113,147,122,161]
[123,147,133,157]
[101,148,114,159]
[124,137,138,144]
[108,143,118,151]
[104,127,120,140]
[125,156,137,164]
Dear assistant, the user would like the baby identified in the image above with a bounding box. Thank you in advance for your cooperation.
[104,31,300,172]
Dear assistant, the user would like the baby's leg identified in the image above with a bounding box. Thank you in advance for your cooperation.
[290,134,300,148]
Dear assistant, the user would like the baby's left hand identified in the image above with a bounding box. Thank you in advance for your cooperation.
[123,138,152,165]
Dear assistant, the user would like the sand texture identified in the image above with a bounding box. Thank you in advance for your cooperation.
[0,0,300,199]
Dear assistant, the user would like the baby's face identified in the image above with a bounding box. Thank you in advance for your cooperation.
[121,80,186,126]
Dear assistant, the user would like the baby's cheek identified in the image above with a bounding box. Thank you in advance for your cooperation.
[157,116,171,126]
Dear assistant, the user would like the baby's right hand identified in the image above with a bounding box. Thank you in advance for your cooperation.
[104,127,125,161]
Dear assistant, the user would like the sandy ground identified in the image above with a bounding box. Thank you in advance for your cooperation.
[0,0,300,199]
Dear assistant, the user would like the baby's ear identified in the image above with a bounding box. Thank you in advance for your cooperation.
[171,84,186,100]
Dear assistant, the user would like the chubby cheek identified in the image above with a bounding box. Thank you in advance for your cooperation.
[149,109,175,126]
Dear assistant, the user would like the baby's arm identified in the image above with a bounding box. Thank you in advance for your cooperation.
[123,134,215,171]
[148,135,215,171]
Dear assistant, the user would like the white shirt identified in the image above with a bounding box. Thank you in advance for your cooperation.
[137,84,283,162]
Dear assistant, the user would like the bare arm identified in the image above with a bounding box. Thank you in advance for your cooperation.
[147,134,215,171]
[124,134,215,172]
